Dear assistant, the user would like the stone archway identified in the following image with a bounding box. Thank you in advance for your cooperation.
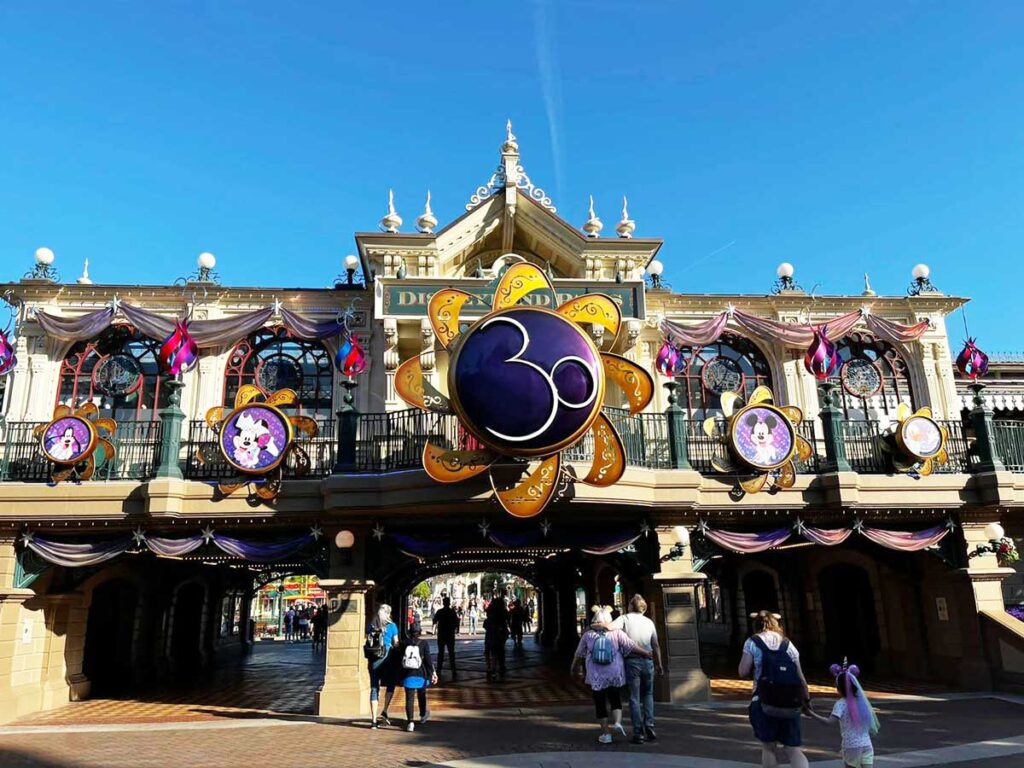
[819,562,881,672]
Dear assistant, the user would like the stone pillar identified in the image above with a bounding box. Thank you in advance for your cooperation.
[155,378,185,479]
[334,380,359,473]
[554,565,580,656]
[969,384,1006,473]
[653,526,710,703]
[315,580,373,718]
[664,381,692,470]
[539,585,558,647]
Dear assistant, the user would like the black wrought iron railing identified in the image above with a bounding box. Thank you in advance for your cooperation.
[563,407,672,469]
[184,419,335,480]
[993,421,1024,472]
[838,418,973,474]
[0,420,163,482]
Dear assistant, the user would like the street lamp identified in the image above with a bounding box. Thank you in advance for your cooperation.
[195,252,219,283]
[645,259,666,290]
[908,263,938,295]
[969,522,1007,559]
[771,262,802,294]
[27,247,59,281]
[662,525,690,562]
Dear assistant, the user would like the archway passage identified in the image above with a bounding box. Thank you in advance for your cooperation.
[819,563,881,673]
[83,578,139,696]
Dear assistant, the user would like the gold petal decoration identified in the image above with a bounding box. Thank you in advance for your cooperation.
[93,418,117,436]
[712,455,737,474]
[52,466,76,484]
[77,457,96,482]
[778,405,804,426]
[428,289,473,349]
[740,473,769,494]
[98,438,116,465]
[217,479,247,496]
[556,294,622,347]
[896,402,912,422]
[914,406,933,419]
[395,355,428,411]
[422,441,495,483]
[235,384,263,408]
[936,446,949,465]
[918,458,934,477]
[703,416,721,439]
[422,379,451,413]
[776,461,796,489]
[74,402,99,420]
[492,263,552,311]
[601,353,654,414]
[255,474,282,501]
[749,386,774,406]
[289,445,311,476]
[53,405,72,420]
[32,424,46,440]
[288,415,319,438]
[581,413,625,487]
[795,436,813,461]
[205,407,226,430]
[720,391,742,419]
[264,388,298,408]
[492,453,562,518]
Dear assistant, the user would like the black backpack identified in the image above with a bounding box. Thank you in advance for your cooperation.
[751,636,804,718]
[364,627,386,660]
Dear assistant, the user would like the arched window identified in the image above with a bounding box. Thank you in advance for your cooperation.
[828,332,914,420]
[675,333,773,418]
[223,328,333,420]
[57,325,168,421]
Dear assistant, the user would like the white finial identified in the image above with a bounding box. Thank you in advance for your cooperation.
[76,258,92,285]
[416,190,438,234]
[582,195,603,238]
[379,189,403,233]
[616,196,636,239]
[862,272,876,297]
[502,119,519,154]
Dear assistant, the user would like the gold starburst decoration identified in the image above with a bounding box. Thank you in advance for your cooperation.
[703,386,812,494]
[883,403,948,476]
[201,385,318,502]
[396,261,654,518]
[35,403,117,483]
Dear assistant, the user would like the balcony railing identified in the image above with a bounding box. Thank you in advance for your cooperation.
[838,419,973,474]
[993,421,1024,472]
[0,420,163,482]
[184,419,336,480]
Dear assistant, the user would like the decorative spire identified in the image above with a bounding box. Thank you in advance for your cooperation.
[862,272,876,297]
[416,190,438,234]
[616,196,636,239]
[582,195,603,238]
[76,258,92,285]
[379,189,403,233]
[502,119,519,154]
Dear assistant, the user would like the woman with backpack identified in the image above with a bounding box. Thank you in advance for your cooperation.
[366,603,399,729]
[738,610,811,768]
[398,622,436,732]
[570,605,652,744]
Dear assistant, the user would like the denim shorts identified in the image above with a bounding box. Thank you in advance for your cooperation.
[748,699,802,747]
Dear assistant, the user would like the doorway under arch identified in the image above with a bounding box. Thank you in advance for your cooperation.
[741,568,779,636]
[83,578,139,695]
[818,563,881,672]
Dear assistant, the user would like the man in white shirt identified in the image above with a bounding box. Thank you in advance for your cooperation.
[606,594,663,744]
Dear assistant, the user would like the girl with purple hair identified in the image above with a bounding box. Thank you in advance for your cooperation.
[805,661,880,767]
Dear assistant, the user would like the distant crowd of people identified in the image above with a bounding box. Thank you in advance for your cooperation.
[282,604,327,649]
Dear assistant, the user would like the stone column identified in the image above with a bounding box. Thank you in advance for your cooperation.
[652,526,710,703]
[315,579,374,718]
[818,381,852,472]
[155,378,185,479]
[554,566,581,656]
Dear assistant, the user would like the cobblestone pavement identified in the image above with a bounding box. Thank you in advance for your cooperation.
[1,696,1023,767]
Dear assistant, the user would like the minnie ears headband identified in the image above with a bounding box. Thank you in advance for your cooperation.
[830,661,861,679]
[749,612,782,620]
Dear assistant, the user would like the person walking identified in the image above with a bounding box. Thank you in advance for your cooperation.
[600,594,663,744]
[284,606,295,642]
[468,600,479,636]
[365,604,399,729]
[433,597,460,682]
[483,596,510,681]
[398,622,436,732]
[738,611,811,768]
[509,599,525,648]
[571,605,651,745]
[805,661,880,768]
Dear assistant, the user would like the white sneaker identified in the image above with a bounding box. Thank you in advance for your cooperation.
[598,733,613,745]
[612,722,627,738]
[406,721,415,732]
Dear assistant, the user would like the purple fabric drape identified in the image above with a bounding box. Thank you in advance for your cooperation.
[860,523,949,551]
[279,307,347,340]
[25,535,130,567]
[121,304,275,348]
[732,309,863,348]
[660,313,729,347]
[864,314,930,344]
[34,308,115,343]
[213,532,315,562]
[800,526,852,547]
[703,527,792,553]
[581,533,642,556]
[145,535,205,558]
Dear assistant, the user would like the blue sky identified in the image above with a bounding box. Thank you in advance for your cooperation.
[1,2,1022,350]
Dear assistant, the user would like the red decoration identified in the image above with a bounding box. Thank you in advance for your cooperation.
[335,334,366,377]
[0,329,16,376]
[804,325,841,380]
[655,338,680,378]
[955,338,989,380]
[158,319,198,375]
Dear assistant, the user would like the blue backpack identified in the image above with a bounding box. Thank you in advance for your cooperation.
[751,636,804,718]
[591,630,614,665]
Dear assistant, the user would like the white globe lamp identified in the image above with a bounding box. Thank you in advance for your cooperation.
[776,262,794,279]
[34,247,55,265]
[673,525,690,547]
[984,522,1005,542]
[912,263,930,280]
[197,252,216,270]
[646,259,665,289]
[335,530,356,549]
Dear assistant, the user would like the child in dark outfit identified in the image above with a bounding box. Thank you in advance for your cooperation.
[398,623,437,731]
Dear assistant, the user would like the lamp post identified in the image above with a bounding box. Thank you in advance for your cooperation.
[335,255,365,288]
[908,263,938,295]
[661,525,690,562]
[644,259,665,290]
[771,262,802,293]
[196,252,218,283]
[968,522,1008,559]
[26,247,58,281]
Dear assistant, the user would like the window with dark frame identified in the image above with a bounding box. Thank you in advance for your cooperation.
[674,333,773,419]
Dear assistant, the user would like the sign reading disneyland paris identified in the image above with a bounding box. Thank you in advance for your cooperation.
[376,279,645,319]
